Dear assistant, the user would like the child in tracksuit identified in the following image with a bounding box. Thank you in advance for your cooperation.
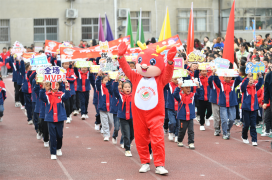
[96,71,114,141]
[74,67,95,120]
[16,59,25,109]
[197,70,212,131]
[113,77,133,156]
[173,79,200,149]
[20,60,33,125]
[241,73,263,146]
[163,85,169,134]
[255,75,263,128]
[39,81,70,160]
[212,70,243,139]
[262,98,272,136]
[165,77,180,142]
[0,75,6,122]
[208,75,221,136]
[7,55,19,107]
[93,75,101,131]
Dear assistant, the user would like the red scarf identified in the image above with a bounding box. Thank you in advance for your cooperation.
[79,70,88,91]
[179,92,194,120]
[102,83,110,111]
[121,93,132,120]
[26,71,32,93]
[199,75,208,101]
[46,91,62,122]
[169,82,178,111]
[247,84,256,111]
[222,80,234,107]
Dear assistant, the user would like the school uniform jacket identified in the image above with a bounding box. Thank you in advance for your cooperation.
[208,76,220,104]
[241,77,263,111]
[7,56,17,82]
[20,60,33,94]
[34,84,45,118]
[113,82,132,120]
[0,81,7,105]
[197,75,210,101]
[39,89,70,122]
[66,68,76,96]
[96,76,111,112]
[173,87,196,121]
[213,75,243,107]
[16,61,23,85]
[107,80,118,114]
[165,82,179,111]
[74,68,95,92]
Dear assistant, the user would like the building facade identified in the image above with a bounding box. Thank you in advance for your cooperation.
[0,0,271,49]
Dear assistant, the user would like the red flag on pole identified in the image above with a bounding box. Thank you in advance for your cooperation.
[186,2,194,55]
[222,0,235,65]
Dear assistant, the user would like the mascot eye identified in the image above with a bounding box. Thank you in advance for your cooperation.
[150,58,156,66]
[138,57,142,64]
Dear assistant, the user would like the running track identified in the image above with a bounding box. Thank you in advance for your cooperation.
[1,76,272,180]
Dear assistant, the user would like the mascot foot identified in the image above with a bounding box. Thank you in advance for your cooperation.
[139,164,150,173]
[155,166,168,175]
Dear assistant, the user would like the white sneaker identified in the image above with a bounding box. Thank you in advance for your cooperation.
[101,129,104,134]
[205,118,210,126]
[85,114,89,118]
[28,120,33,125]
[174,136,178,143]
[242,138,249,144]
[252,142,258,146]
[0,117,2,122]
[57,149,62,156]
[21,105,25,110]
[79,108,81,112]
[73,110,79,116]
[95,124,100,130]
[69,114,72,121]
[51,155,57,160]
[168,133,174,141]
[104,136,110,141]
[125,151,132,157]
[139,164,150,173]
[15,102,19,107]
[189,143,195,149]
[200,126,205,131]
[81,114,86,120]
[44,141,49,147]
[36,133,42,140]
[24,110,27,116]
[66,118,71,124]
[178,142,184,147]
[112,137,117,144]
[150,154,152,160]
[120,144,124,148]
[261,132,270,136]
[155,166,168,175]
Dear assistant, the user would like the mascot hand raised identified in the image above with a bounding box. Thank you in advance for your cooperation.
[118,42,128,57]
[167,46,177,63]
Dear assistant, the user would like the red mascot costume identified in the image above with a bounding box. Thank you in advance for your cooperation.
[117,41,177,174]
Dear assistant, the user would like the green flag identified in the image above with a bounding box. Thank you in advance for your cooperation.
[126,12,134,48]
[136,10,145,46]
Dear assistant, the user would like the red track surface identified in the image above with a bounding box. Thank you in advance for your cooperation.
[1,76,272,180]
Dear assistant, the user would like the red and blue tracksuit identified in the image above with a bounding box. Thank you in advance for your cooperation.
[0,81,7,118]
[92,76,100,124]
[241,77,264,142]
[15,61,24,105]
[32,78,40,133]
[96,76,111,112]
[64,68,76,117]
[39,89,70,155]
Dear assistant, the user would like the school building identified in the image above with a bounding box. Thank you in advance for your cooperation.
[0,0,271,49]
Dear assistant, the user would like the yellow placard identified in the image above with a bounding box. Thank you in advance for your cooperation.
[108,71,119,79]
[90,65,100,73]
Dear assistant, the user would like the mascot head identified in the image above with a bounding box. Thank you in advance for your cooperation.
[136,41,167,77]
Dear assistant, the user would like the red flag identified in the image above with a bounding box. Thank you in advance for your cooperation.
[223,0,235,65]
[186,2,194,55]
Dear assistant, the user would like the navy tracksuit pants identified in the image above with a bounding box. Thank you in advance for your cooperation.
[32,102,39,132]
[242,110,257,142]
[24,93,32,121]
[78,91,89,115]
[48,121,64,155]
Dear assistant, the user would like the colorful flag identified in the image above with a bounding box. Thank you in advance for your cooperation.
[105,14,114,41]
[222,0,235,64]
[158,7,172,42]
[136,9,145,46]
[126,12,134,48]
[98,14,105,42]
[186,2,194,55]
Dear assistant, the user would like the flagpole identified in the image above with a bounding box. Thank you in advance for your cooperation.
[139,8,142,42]
[125,11,128,36]
[163,7,167,40]
[105,12,107,40]
[114,0,117,39]
[98,14,101,42]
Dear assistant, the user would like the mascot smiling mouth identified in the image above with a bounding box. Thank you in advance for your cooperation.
[141,66,149,72]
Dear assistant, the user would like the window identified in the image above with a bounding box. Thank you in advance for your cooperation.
[34,19,58,42]
[130,11,151,32]
[221,8,272,31]
[177,10,207,32]
[82,18,105,40]
[0,20,9,42]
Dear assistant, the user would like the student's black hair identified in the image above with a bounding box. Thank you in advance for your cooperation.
[39,50,44,53]
[254,56,260,62]
[129,61,135,65]
[8,47,11,50]
[181,53,187,60]
[146,40,150,45]
[122,80,132,89]
[25,62,31,70]
[263,57,269,63]
[208,53,215,59]
[258,34,262,38]
[265,33,270,39]
[101,75,108,81]
[240,66,246,76]
[0,72,2,81]
[3,47,6,49]
[151,37,156,43]
[240,58,247,66]
[206,47,210,51]
[240,42,249,52]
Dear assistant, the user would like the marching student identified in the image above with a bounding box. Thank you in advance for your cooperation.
[96,70,113,141]
[0,73,6,122]
[240,72,263,146]
[15,58,25,109]
[7,54,19,106]
[93,74,101,131]
[74,66,95,120]
[113,74,133,156]
[39,80,70,160]
[212,69,243,140]
[173,79,200,149]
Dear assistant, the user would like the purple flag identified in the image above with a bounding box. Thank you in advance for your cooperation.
[105,14,114,41]
[98,15,105,42]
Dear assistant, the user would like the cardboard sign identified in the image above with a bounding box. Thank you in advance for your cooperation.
[216,69,239,77]
[30,54,48,66]
[100,54,119,72]
[37,74,44,82]
[214,58,230,69]
[174,57,184,69]
[34,46,43,53]
[188,50,206,63]
[42,66,66,82]
[245,62,265,73]
[108,71,119,79]
[172,69,188,78]
[11,41,26,56]
[75,61,92,68]
[198,63,215,70]
[44,40,62,53]
[125,56,137,62]
[90,65,100,73]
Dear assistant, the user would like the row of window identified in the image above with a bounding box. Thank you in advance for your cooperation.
[0,8,271,43]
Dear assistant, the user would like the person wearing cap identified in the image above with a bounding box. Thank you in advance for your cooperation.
[173,79,200,149]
